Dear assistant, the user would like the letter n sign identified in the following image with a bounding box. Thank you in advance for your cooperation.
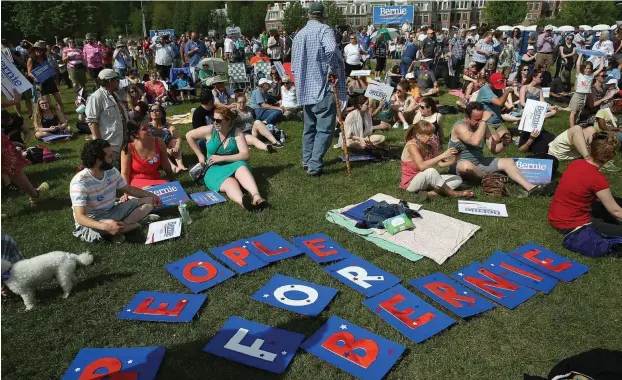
[165,250,235,293]
[61,346,166,380]
[364,285,456,343]
[117,291,206,322]
[451,262,537,309]
[202,316,305,374]
[301,315,405,380]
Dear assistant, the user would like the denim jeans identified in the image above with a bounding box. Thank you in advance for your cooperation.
[253,107,283,124]
[302,91,336,174]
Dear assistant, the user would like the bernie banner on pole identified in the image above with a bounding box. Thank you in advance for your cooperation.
[372,5,414,25]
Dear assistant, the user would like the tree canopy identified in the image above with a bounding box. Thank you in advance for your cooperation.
[482,1,528,27]
[282,2,308,33]
[557,1,618,26]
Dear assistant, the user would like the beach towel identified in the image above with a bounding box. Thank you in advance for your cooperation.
[326,193,480,264]
[167,113,193,126]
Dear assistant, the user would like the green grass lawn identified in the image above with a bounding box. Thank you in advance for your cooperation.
[2,74,622,380]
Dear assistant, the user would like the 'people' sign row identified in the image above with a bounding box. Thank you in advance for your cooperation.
[67,231,588,380]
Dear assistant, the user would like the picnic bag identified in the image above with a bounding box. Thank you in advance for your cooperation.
[25,146,57,164]
[482,173,510,196]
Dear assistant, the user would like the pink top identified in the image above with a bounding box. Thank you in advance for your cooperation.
[62,47,84,68]
[399,136,440,189]
[128,141,167,189]
[82,43,103,69]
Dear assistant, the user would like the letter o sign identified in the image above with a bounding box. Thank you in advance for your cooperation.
[273,284,319,307]
[183,261,218,283]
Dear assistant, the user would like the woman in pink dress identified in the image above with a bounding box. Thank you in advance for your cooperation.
[121,117,175,189]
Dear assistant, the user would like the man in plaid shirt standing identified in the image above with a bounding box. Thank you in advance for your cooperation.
[292,2,346,176]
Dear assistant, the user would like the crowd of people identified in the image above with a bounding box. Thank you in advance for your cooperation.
[1,3,621,254]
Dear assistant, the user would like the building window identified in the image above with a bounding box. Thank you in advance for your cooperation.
[456,13,461,21]
[423,15,429,23]
[535,1,540,10]
[528,2,533,10]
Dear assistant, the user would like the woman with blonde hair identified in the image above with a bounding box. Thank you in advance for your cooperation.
[400,120,474,199]
[33,96,71,140]
[186,104,267,210]
[126,85,147,110]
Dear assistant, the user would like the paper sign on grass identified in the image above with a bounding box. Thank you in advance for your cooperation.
[291,233,352,263]
[146,181,190,209]
[203,316,305,374]
[514,158,553,184]
[117,291,206,322]
[451,261,538,309]
[518,99,548,133]
[341,154,376,162]
[190,190,226,207]
[365,80,394,102]
[458,200,508,217]
[145,218,182,244]
[165,250,234,293]
[323,255,401,297]
[1,58,32,99]
[61,346,166,380]
[252,273,338,316]
[509,242,589,282]
[209,239,269,274]
[483,251,558,293]
[364,285,456,343]
[41,134,72,143]
[302,315,405,380]
[409,272,496,318]
[542,87,550,99]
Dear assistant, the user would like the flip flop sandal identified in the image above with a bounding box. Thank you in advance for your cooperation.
[242,194,255,211]
[266,144,277,154]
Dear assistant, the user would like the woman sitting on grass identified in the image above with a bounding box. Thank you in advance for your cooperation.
[503,70,558,123]
[549,131,622,238]
[391,79,419,130]
[121,117,174,189]
[126,85,147,111]
[343,94,386,152]
[400,120,474,200]
[412,97,444,145]
[147,103,187,172]
[33,96,71,140]
[186,105,267,210]
[233,93,282,153]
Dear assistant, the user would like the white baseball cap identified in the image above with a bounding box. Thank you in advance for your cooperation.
[544,25,554,31]
[470,26,477,30]
[258,78,272,86]
[606,78,618,85]
[405,73,415,79]
[527,44,535,51]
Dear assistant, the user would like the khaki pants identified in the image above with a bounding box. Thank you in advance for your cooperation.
[68,67,86,91]
[535,52,553,70]
[406,168,463,193]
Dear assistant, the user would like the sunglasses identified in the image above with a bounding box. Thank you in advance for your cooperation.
[522,68,529,72]
[149,109,161,113]
[40,101,49,105]
[213,118,224,123]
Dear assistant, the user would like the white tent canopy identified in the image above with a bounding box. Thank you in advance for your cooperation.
[592,24,612,31]
[557,26,574,32]
[496,25,513,32]
[524,25,538,32]
[579,25,592,31]
[512,25,524,30]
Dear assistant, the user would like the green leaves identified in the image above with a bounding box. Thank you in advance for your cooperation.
[482,1,528,27]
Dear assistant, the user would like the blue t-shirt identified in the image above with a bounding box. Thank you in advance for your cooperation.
[250,88,268,109]
[401,43,419,64]
[185,40,206,67]
[608,69,621,81]
[173,78,190,89]
[476,84,501,125]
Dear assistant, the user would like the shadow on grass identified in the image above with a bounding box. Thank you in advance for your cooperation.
[161,315,330,380]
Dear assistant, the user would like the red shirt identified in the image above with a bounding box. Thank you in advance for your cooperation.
[548,159,610,229]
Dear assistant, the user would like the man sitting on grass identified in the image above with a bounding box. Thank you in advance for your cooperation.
[70,139,162,243]
[448,102,553,197]
[250,78,284,129]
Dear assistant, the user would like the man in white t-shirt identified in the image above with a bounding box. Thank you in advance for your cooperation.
[70,139,162,243]
[224,36,235,60]
[343,34,364,76]
[280,75,302,120]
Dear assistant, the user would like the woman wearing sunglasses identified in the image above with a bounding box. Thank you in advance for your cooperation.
[121,117,174,189]
[147,104,187,172]
[186,105,266,210]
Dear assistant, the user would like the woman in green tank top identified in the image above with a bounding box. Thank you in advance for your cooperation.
[185,105,267,210]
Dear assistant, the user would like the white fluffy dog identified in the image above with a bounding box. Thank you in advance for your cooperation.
[2,251,93,310]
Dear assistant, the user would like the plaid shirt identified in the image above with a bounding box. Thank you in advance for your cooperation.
[292,20,346,105]
[450,36,466,59]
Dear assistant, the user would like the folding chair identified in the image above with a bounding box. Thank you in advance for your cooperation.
[169,67,197,99]
[253,61,271,88]
[228,62,250,91]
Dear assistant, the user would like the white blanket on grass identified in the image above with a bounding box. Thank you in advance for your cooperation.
[332,193,481,265]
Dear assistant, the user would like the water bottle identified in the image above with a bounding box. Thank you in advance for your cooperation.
[279,130,286,144]
[178,202,192,225]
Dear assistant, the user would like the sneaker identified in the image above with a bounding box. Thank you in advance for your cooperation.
[266,144,277,153]
[29,182,50,206]
[602,160,621,172]
[139,214,161,226]
[110,234,126,244]
[392,122,400,129]
[403,122,410,130]
[273,141,284,148]
[333,142,342,149]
